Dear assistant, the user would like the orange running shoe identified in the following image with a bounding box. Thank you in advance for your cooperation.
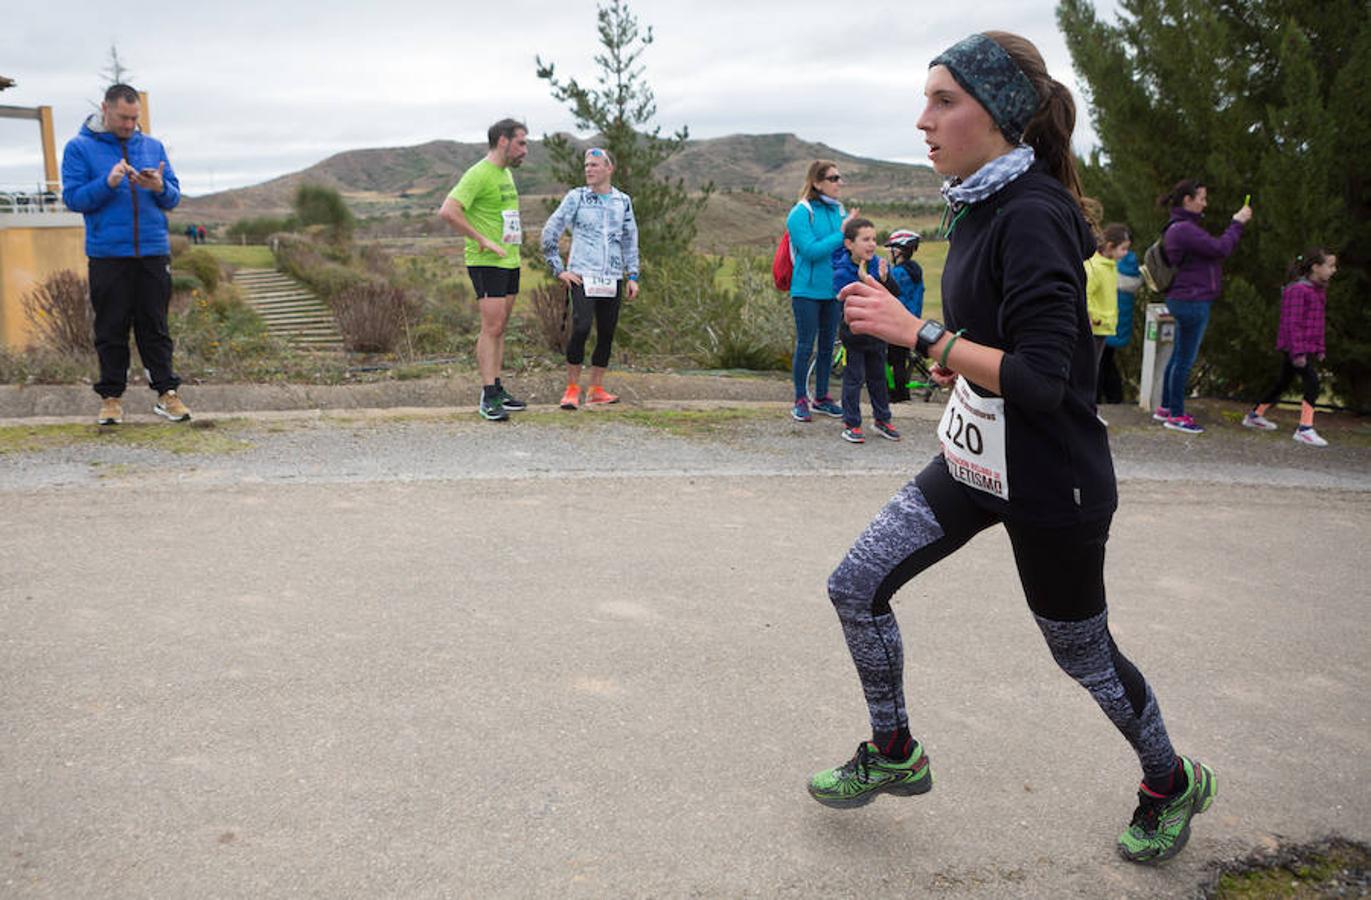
[586,386,619,405]
[560,384,581,410]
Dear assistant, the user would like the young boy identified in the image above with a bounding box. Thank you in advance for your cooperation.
[831,219,900,443]
[884,229,924,403]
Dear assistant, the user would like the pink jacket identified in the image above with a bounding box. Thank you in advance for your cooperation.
[1276,279,1326,356]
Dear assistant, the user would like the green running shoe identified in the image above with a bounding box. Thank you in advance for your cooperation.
[479,394,509,421]
[808,741,932,809]
[1117,756,1217,864]
[497,387,526,411]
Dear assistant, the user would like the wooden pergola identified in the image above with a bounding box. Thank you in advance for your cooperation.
[0,76,60,193]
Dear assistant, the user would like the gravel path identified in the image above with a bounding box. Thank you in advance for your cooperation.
[1,397,1368,493]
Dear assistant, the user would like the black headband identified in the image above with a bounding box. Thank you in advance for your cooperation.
[931,34,1040,144]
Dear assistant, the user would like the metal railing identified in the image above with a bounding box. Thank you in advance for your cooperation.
[0,184,65,214]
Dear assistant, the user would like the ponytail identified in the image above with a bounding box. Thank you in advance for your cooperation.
[1288,247,1330,283]
[984,32,1091,223]
[1159,178,1204,210]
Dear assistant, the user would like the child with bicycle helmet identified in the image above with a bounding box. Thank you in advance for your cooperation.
[885,229,925,402]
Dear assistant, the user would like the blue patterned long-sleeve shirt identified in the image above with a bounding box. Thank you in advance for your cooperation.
[540,186,640,280]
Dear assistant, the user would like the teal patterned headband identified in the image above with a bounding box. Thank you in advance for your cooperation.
[931,34,1040,144]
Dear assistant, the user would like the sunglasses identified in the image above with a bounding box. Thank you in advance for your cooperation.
[586,148,609,159]
[822,174,844,183]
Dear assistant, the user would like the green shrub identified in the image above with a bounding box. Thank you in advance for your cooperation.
[171,247,222,292]
[621,253,791,370]
[225,215,298,243]
[171,283,288,379]
[171,273,204,295]
[294,184,354,240]
[272,234,365,299]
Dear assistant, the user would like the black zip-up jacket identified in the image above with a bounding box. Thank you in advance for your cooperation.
[938,163,1117,526]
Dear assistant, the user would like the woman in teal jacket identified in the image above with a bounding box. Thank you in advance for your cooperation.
[787,160,858,421]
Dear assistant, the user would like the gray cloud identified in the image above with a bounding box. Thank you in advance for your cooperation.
[4,0,1120,197]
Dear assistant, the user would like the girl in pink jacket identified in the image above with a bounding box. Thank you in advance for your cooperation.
[1243,248,1338,446]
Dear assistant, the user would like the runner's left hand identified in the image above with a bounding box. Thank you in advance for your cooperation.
[626,280,639,300]
[929,364,958,387]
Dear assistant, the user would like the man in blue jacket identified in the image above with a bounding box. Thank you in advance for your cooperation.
[61,83,189,425]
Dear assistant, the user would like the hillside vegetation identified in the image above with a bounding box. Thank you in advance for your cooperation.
[177,133,943,224]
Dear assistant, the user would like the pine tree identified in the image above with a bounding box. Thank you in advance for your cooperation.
[535,0,712,269]
[1058,0,1371,409]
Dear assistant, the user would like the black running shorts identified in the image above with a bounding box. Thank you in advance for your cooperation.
[468,266,521,299]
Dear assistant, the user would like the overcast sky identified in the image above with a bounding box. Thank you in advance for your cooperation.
[3,0,1123,198]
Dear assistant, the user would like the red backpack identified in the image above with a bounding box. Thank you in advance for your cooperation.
[772,232,794,291]
[771,201,813,292]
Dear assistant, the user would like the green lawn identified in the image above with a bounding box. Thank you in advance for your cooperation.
[200,244,276,268]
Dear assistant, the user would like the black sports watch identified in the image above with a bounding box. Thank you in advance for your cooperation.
[915,319,948,358]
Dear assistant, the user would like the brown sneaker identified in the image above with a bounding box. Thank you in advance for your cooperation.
[97,397,123,425]
[154,390,191,422]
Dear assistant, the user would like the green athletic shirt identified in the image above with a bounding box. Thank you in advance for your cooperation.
[448,159,521,269]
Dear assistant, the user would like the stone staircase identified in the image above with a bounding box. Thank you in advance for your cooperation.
[234,268,344,351]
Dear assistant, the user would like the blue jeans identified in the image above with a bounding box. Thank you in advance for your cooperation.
[841,342,891,428]
[1161,299,1212,416]
[792,298,841,400]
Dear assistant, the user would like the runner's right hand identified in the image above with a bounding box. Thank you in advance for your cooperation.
[558,271,583,287]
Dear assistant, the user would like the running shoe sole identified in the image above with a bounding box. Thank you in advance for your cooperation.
[153,406,190,422]
[1162,420,1203,434]
[808,774,932,809]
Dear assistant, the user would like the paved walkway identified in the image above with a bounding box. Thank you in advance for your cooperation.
[2,398,1368,898]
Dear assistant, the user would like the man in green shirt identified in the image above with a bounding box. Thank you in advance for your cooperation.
[438,118,529,421]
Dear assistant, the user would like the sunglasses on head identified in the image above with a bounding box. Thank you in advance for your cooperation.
[823,174,843,183]
[586,148,608,159]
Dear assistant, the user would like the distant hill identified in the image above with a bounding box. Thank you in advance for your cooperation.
[178,133,944,224]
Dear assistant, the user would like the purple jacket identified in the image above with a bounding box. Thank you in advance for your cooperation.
[1163,207,1244,301]
[1276,279,1326,356]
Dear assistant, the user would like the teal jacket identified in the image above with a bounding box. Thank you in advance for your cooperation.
[786,198,846,300]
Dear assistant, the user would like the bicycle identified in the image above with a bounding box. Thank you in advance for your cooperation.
[806,339,939,404]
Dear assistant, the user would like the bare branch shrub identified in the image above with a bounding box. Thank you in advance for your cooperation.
[528,283,571,353]
[333,280,418,353]
[22,269,94,355]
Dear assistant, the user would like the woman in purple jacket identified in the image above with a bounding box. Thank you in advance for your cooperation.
[1243,248,1338,446]
[1153,179,1252,433]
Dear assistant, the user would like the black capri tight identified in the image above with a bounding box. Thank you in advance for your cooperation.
[1258,353,1320,407]
[566,281,623,368]
[825,457,1177,783]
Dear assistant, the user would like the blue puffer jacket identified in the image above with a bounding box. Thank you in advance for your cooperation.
[888,259,925,317]
[786,198,846,300]
[61,115,180,258]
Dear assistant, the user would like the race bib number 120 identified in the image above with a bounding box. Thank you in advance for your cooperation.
[937,376,1009,501]
[501,210,522,245]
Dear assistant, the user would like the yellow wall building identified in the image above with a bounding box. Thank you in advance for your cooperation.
[0,213,87,350]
